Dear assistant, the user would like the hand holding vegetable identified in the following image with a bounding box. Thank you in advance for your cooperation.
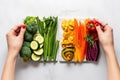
[2,25,26,80]
[95,19,120,80]
[6,25,26,59]
[95,19,114,53]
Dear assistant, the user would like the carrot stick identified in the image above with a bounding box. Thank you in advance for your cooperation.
[79,22,87,62]
[73,19,79,62]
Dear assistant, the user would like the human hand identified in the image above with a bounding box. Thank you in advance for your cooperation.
[6,25,26,59]
[95,19,114,53]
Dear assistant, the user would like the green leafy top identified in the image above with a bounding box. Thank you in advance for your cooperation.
[86,34,94,46]
[24,16,37,25]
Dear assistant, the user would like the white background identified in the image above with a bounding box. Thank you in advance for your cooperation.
[0,0,120,80]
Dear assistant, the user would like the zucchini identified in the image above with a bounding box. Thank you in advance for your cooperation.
[33,33,44,44]
[40,43,43,48]
[31,53,41,61]
[33,33,41,39]
[30,40,39,50]
[34,48,43,56]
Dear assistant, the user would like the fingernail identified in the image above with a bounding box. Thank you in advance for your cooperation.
[21,25,26,29]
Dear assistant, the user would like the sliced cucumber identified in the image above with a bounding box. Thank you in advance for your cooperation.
[30,40,39,50]
[31,53,41,61]
[34,48,43,56]
[33,33,41,39]
[40,43,43,48]
[33,33,44,44]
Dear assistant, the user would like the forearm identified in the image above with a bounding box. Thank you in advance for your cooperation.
[1,52,17,80]
[103,46,120,80]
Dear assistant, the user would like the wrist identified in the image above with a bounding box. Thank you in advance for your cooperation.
[103,45,115,57]
[8,50,19,61]
[6,55,17,64]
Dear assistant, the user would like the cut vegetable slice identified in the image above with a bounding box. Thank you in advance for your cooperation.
[31,53,41,61]
[61,47,74,61]
[34,48,43,56]
[30,41,39,50]
[40,43,43,48]
[33,34,44,44]
[33,33,41,39]
[62,51,74,61]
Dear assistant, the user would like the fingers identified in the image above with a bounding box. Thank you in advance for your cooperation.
[94,18,112,31]
[8,24,26,37]
[94,18,108,27]
[96,26,103,34]
[18,24,26,38]
[11,25,21,31]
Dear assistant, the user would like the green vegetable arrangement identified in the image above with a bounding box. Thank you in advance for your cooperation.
[20,16,59,62]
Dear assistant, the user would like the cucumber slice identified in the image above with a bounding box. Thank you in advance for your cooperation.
[31,53,41,61]
[34,48,43,56]
[33,33,41,39]
[40,43,43,48]
[30,41,39,50]
[33,33,44,44]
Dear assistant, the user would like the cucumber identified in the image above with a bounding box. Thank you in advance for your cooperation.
[33,33,44,44]
[31,53,41,61]
[34,48,43,56]
[40,43,43,48]
[33,33,41,39]
[30,40,39,50]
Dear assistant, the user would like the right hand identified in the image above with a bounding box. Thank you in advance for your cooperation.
[95,19,114,51]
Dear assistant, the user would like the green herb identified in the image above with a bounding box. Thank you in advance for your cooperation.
[86,34,94,46]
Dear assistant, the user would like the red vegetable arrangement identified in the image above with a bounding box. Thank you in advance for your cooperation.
[61,18,101,62]
[85,18,101,61]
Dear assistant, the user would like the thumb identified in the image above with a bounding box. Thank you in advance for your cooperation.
[19,25,26,38]
[96,26,103,34]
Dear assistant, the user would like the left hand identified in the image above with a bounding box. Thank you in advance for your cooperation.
[6,24,26,59]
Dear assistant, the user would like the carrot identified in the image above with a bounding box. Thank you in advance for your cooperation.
[79,22,87,62]
[73,19,88,62]
[73,19,79,62]
[77,21,81,61]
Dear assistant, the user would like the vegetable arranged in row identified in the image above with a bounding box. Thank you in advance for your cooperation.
[30,33,44,61]
[20,16,59,62]
[85,19,100,61]
[61,19,75,61]
[20,16,41,62]
[61,18,100,62]
[73,19,87,62]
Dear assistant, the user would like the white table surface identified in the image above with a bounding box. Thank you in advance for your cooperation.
[0,0,120,80]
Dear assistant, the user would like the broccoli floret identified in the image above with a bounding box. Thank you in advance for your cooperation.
[26,21,38,34]
[20,46,32,62]
[24,31,33,42]
[24,16,38,34]
[22,41,30,47]
[24,16,37,24]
